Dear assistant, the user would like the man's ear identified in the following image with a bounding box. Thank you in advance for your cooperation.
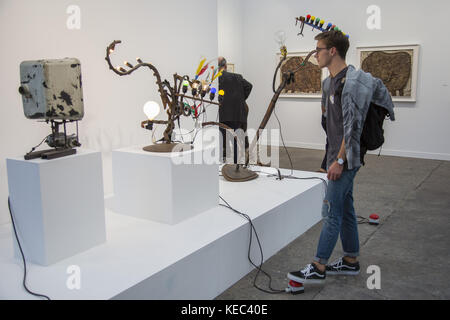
[330,47,337,57]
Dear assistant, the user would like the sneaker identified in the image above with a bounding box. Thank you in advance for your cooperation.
[326,257,360,275]
[288,263,326,284]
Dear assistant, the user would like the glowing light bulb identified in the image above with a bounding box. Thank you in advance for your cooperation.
[191,82,199,96]
[218,89,225,96]
[116,66,126,72]
[143,101,160,120]
[109,43,116,53]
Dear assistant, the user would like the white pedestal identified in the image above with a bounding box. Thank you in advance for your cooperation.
[109,145,219,225]
[6,149,106,266]
[0,167,325,300]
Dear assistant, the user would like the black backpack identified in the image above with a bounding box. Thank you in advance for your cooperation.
[332,78,390,166]
[360,103,390,165]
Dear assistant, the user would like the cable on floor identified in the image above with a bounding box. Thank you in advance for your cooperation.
[7,197,51,300]
[219,195,286,294]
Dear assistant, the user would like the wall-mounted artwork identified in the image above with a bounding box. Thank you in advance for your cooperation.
[227,63,235,73]
[276,51,328,98]
[357,45,419,102]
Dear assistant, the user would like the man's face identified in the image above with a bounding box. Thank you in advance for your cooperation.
[314,40,332,69]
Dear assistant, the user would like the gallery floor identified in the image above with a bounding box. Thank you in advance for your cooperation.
[217,147,450,300]
[1,147,449,300]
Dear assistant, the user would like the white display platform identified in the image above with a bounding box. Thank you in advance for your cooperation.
[108,145,219,224]
[0,167,326,300]
[6,149,106,266]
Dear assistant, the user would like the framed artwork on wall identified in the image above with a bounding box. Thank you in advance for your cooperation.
[227,63,235,73]
[276,51,328,99]
[357,44,420,102]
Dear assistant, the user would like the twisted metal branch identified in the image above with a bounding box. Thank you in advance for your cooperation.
[245,49,317,166]
[105,40,170,109]
[105,40,233,151]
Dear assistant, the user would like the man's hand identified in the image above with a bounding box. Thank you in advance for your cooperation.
[327,161,343,181]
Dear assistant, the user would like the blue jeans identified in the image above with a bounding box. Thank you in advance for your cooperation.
[314,167,360,265]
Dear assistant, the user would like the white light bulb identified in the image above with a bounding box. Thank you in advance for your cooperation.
[143,101,160,120]
[274,30,287,47]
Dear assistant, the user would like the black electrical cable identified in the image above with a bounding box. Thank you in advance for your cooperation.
[356,215,371,224]
[272,109,328,191]
[274,109,294,176]
[7,197,51,300]
[272,57,285,93]
[26,134,50,155]
[219,196,285,294]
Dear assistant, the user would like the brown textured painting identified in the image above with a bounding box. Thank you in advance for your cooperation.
[278,52,325,98]
[358,45,419,102]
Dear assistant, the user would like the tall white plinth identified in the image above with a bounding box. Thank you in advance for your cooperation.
[109,145,219,225]
[6,149,106,266]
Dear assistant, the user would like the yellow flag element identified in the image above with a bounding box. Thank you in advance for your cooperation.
[212,71,223,82]
[195,58,206,75]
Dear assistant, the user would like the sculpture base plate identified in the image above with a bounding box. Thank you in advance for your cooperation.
[143,143,193,153]
[221,164,258,182]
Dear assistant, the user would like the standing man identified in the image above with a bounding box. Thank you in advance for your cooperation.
[218,57,253,163]
[288,30,394,284]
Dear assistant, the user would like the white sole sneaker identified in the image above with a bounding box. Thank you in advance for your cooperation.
[326,270,360,276]
[287,272,325,284]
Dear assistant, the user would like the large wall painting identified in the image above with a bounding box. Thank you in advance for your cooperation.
[276,51,328,99]
[357,45,419,102]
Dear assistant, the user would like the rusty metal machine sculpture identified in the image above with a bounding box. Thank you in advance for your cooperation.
[19,58,83,160]
[105,40,233,153]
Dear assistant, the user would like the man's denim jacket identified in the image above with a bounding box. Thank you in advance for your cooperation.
[322,65,395,170]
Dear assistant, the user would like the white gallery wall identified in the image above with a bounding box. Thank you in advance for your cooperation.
[1,0,449,225]
[240,0,450,159]
[217,0,244,73]
[0,0,218,225]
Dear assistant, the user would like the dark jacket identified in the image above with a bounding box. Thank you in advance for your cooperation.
[218,71,253,123]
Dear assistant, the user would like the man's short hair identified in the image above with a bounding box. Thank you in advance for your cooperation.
[314,31,349,60]
[218,57,227,69]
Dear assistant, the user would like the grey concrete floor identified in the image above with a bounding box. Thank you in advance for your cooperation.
[216,147,450,300]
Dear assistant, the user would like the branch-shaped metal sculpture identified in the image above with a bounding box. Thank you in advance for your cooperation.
[106,40,229,152]
[221,49,317,182]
